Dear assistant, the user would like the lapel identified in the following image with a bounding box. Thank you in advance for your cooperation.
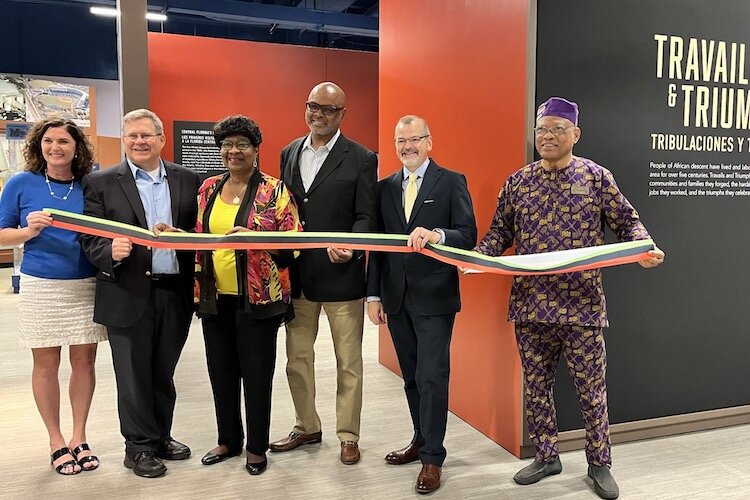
[306,134,348,195]
[164,162,182,225]
[387,170,407,230]
[115,161,148,228]
[406,160,442,230]
[286,138,306,196]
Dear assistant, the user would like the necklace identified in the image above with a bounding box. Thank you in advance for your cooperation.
[227,182,247,205]
[45,171,75,200]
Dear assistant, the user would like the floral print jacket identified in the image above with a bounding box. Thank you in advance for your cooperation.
[195,170,302,319]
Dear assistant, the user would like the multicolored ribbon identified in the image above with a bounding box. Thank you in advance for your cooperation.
[46,208,654,276]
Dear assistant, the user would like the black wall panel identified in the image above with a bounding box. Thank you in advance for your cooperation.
[536,0,750,430]
[0,1,118,80]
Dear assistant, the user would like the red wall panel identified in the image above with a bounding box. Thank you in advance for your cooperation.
[148,33,378,178]
[379,0,529,455]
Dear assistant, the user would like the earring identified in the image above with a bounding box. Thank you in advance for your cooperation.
[253,158,258,168]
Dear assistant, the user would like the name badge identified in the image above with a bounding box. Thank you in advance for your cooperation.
[571,184,589,195]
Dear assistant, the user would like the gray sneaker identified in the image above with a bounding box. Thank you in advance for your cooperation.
[513,457,562,485]
[588,464,619,499]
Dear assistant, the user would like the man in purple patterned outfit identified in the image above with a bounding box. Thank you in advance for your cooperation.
[474,97,664,500]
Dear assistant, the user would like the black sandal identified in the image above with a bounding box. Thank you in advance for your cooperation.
[51,447,81,475]
[72,443,99,471]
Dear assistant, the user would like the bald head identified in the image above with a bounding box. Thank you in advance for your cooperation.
[306,82,347,143]
[308,82,346,108]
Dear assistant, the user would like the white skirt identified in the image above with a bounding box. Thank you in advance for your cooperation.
[18,273,107,348]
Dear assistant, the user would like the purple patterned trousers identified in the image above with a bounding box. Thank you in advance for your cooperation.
[515,322,611,466]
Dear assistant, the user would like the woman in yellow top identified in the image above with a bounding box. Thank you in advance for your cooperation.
[194,115,302,475]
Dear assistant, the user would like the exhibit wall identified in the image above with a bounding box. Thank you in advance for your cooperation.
[535,0,750,446]
[379,0,530,454]
[148,33,378,179]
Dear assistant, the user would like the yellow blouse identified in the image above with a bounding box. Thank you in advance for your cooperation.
[209,195,240,295]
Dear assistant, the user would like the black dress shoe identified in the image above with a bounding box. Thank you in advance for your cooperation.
[588,464,619,499]
[201,448,243,465]
[124,451,167,478]
[156,439,191,460]
[513,457,562,485]
[245,456,268,475]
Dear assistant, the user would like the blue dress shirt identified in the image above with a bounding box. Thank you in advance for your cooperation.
[127,159,179,274]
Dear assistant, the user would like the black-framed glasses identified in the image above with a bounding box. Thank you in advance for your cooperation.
[395,135,430,147]
[124,133,162,142]
[534,125,574,136]
[305,101,344,116]
[220,140,253,151]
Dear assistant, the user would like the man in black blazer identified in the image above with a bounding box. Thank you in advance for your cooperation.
[270,82,377,465]
[366,115,476,494]
[81,109,200,478]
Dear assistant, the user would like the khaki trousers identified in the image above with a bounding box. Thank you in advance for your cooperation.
[285,294,364,442]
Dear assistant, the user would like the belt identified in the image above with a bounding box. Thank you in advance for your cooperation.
[149,273,182,287]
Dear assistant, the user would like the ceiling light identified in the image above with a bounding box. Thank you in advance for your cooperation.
[90,6,117,17]
[89,7,168,22]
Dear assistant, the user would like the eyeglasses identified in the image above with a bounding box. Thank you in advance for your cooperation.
[220,140,253,151]
[124,133,162,142]
[305,102,344,116]
[395,135,430,147]
[534,125,574,136]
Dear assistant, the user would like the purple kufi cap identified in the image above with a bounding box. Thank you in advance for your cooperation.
[536,97,579,125]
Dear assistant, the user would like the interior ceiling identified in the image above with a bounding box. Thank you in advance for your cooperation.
[15,0,380,51]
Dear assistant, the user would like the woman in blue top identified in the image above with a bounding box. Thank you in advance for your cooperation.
[0,117,107,475]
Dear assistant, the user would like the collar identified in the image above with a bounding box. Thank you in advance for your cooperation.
[402,158,430,181]
[127,158,166,180]
[539,155,576,173]
[302,129,341,152]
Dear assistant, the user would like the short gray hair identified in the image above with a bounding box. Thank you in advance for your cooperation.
[396,115,430,136]
[123,108,164,135]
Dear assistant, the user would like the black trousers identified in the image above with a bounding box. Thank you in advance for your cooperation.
[107,280,191,455]
[201,295,283,455]
[386,293,455,466]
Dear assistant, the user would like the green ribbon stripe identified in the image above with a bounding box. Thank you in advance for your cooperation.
[46,208,654,275]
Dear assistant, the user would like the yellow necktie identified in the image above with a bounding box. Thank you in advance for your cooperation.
[404,173,418,222]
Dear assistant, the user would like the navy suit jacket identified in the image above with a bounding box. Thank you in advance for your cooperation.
[366,159,477,316]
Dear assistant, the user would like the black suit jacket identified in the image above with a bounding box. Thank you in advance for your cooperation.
[366,159,477,316]
[81,160,201,328]
[281,133,377,302]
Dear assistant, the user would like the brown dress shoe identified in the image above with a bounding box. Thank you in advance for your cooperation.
[269,431,322,452]
[384,443,421,465]
[416,464,442,494]
[340,441,360,464]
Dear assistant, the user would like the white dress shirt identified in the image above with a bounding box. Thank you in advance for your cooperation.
[299,129,341,191]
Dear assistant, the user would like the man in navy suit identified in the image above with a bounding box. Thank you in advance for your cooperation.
[367,115,477,494]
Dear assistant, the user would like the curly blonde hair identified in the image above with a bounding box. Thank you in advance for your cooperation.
[23,117,95,178]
